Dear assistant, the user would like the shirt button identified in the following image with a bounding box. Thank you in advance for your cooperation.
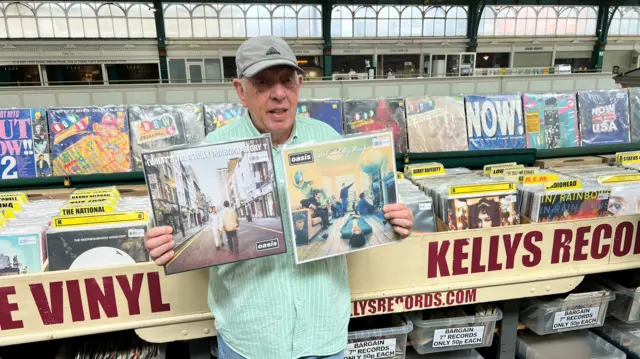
[296,298,302,303]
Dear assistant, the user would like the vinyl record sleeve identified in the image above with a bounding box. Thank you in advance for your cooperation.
[281,132,400,264]
[204,103,246,136]
[0,232,43,276]
[577,89,631,146]
[141,134,286,274]
[48,106,131,175]
[446,193,519,230]
[297,99,343,134]
[129,103,206,170]
[405,96,468,152]
[465,94,525,150]
[46,223,149,271]
[522,93,580,149]
[534,189,611,222]
[343,98,408,153]
[628,87,640,142]
[0,108,48,179]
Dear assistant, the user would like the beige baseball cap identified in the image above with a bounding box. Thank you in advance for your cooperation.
[235,36,305,78]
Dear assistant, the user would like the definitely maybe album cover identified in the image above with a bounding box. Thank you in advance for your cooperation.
[141,134,286,274]
[281,132,400,264]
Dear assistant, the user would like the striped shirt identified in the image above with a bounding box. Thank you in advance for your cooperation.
[203,114,351,359]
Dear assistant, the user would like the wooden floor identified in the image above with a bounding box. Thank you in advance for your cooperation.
[297,212,398,261]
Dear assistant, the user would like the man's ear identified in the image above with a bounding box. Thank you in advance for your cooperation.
[232,79,249,107]
[297,73,304,88]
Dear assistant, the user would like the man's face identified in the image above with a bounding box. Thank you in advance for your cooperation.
[212,207,217,214]
[234,66,302,135]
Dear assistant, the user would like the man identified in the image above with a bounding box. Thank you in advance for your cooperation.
[300,190,331,230]
[340,182,354,215]
[143,35,414,359]
[36,154,50,177]
[210,206,222,250]
[219,201,239,254]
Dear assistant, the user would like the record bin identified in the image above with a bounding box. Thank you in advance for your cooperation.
[592,275,640,324]
[515,330,625,359]
[346,314,413,359]
[518,279,615,335]
[405,306,502,355]
[594,318,640,358]
[406,348,485,359]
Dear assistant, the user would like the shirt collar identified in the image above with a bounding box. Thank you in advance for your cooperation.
[243,112,300,147]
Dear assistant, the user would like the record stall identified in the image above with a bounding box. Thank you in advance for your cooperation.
[3,89,640,359]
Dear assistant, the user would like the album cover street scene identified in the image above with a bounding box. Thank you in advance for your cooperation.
[142,135,286,274]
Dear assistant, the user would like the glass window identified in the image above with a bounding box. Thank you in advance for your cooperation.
[246,5,271,37]
[219,5,245,37]
[495,7,516,36]
[610,10,622,35]
[331,5,353,38]
[169,59,187,83]
[164,4,192,38]
[204,59,222,82]
[445,6,466,36]
[273,5,297,37]
[297,5,321,37]
[98,4,127,38]
[127,4,156,38]
[400,6,422,37]
[354,6,376,37]
[192,5,219,37]
[620,8,640,35]
[377,6,400,37]
[6,3,37,38]
[36,3,68,38]
[535,7,557,36]
[558,8,578,35]
[478,7,495,36]
[515,6,536,36]
[68,4,98,38]
[424,7,445,36]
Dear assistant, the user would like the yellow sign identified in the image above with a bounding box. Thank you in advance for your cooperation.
[483,162,517,175]
[0,201,22,211]
[544,180,582,192]
[60,204,116,217]
[409,163,445,178]
[0,192,28,204]
[489,165,524,178]
[521,174,560,185]
[397,172,405,180]
[616,151,640,164]
[69,192,118,201]
[449,182,515,196]
[51,211,148,228]
[598,174,640,184]
[0,208,15,219]
[66,198,118,207]
[72,187,121,199]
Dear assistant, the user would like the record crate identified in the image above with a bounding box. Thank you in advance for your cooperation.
[593,318,640,358]
[346,314,413,359]
[404,304,502,355]
[518,278,615,335]
[515,330,625,359]
[592,274,640,324]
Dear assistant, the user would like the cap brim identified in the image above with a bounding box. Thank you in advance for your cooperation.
[242,59,305,78]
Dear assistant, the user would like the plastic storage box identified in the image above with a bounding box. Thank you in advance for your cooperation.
[593,274,640,323]
[594,318,640,357]
[515,330,625,359]
[519,279,615,335]
[405,305,502,355]
[346,314,413,359]
[406,348,485,359]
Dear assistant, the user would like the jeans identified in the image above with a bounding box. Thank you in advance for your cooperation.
[216,335,345,359]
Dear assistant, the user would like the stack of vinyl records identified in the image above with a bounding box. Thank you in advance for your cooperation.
[57,331,163,359]
[204,103,246,135]
[0,192,65,276]
[410,165,518,230]
[46,186,151,271]
[396,178,436,235]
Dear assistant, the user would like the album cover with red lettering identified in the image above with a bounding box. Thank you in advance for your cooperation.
[45,223,149,271]
[129,103,206,170]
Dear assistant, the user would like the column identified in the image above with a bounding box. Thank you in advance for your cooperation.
[467,1,485,53]
[153,0,169,83]
[322,3,332,80]
[591,5,617,72]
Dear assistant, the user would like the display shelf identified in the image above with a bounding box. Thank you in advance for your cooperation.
[3,214,640,348]
[536,143,640,159]
[0,172,145,191]
[396,149,537,171]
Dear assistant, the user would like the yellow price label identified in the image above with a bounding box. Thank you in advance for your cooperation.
[0,208,15,219]
[483,162,518,175]
[449,182,516,196]
[544,180,582,192]
[51,211,148,228]
[0,201,21,212]
[617,151,640,164]
[520,174,559,185]
[0,192,27,204]
[410,164,445,178]
[598,174,640,184]
[60,204,116,217]
[490,165,524,178]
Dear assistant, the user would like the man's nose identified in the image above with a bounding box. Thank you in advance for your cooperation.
[270,83,287,100]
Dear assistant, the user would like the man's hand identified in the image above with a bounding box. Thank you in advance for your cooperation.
[383,203,414,239]
[144,226,175,265]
